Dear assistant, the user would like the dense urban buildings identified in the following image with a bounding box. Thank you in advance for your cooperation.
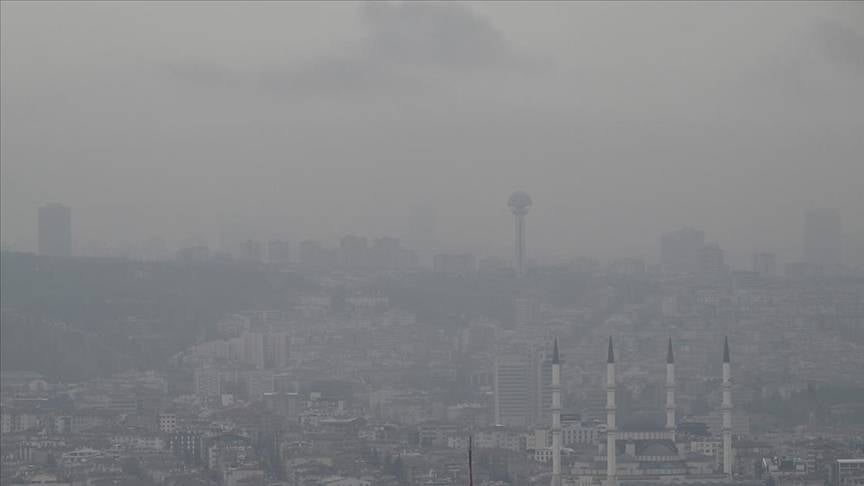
[3,2,863,486]
[4,203,863,486]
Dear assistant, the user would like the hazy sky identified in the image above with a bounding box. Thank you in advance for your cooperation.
[2,1,862,264]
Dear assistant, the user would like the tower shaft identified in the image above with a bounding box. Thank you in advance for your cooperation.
[514,213,526,277]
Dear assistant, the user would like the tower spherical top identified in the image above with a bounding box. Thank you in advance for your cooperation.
[508,191,532,214]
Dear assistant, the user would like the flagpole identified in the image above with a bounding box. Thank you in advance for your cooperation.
[468,435,474,486]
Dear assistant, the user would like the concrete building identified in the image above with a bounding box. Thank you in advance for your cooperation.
[263,331,291,369]
[833,459,864,486]
[194,368,221,398]
[241,332,265,369]
[494,352,532,427]
[752,252,777,278]
[158,413,177,434]
[701,243,727,280]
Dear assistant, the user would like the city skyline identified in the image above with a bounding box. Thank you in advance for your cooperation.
[2,2,863,263]
[5,199,858,273]
[1,3,862,485]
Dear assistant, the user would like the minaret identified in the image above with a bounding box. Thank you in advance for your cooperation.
[665,338,676,438]
[551,338,562,486]
[722,337,733,478]
[605,337,617,486]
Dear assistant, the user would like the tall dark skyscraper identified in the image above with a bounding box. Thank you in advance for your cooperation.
[37,203,71,257]
[803,208,842,271]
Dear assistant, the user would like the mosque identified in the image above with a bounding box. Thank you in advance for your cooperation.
[545,337,762,486]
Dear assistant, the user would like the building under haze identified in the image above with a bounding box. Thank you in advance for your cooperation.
[494,351,533,427]
[37,203,71,257]
[700,243,726,280]
[660,227,705,276]
[267,239,291,264]
[751,252,777,278]
[433,253,476,277]
[803,208,843,272]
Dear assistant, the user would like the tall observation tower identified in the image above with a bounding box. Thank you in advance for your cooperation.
[508,191,532,277]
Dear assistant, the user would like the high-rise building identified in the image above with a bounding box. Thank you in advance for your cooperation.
[508,192,532,277]
[238,240,264,262]
[660,227,704,275]
[803,208,842,271]
[494,351,532,427]
[752,252,777,278]
[37,203,71,257]
[244,370,274,401]
[193,368,222,398]
[241,332,265,369]
[263,332,290,369]
[700,243,726,279]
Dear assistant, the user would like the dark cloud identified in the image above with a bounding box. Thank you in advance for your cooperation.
[360,1,516,70]
[256,56,424,99]
[811,19,864,73]
[158,2,521,97]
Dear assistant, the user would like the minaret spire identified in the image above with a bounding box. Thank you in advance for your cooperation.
[667,337,674,364]
[551,338,561,486]
[605,337,617,486]
[722,337,733,478]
